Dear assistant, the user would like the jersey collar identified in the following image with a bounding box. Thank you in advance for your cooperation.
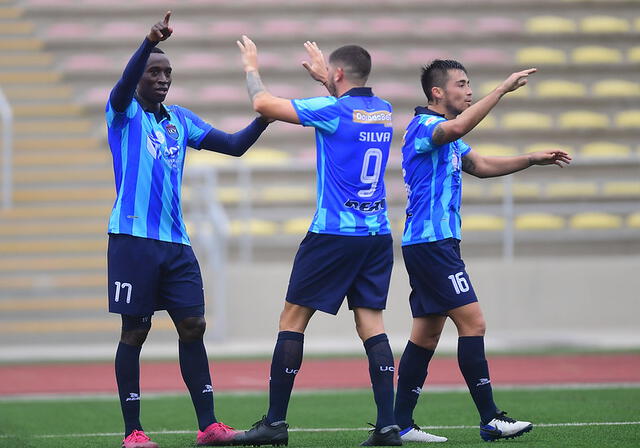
[340,87,373,97]
[414,106,445,117]
[134,93,171,120]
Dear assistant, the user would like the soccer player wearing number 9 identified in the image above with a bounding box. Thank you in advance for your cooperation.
[236,36,401,447]
[395,60,570,444]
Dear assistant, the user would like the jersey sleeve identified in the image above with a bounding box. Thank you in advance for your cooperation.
[414,115,447,154]
[458,139,472,157]
[177,106,215,149]
[105,98,138,128]
[291,96,340,134]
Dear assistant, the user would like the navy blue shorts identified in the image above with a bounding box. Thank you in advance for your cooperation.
[285,232,393,315]
[107,233,205,317]
[402,238,477,317]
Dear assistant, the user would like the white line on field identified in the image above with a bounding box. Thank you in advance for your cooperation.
[1,421,638,439]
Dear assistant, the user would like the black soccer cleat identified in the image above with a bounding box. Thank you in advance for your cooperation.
[233,416,289,447]
[360,424,403,446]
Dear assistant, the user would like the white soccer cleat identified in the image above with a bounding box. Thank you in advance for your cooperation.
[480,411,533,442]
[400,424,448,443]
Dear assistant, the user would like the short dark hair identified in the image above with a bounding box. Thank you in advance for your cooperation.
[329,45,371,84]
[151,47,165,54]
[421,59,467,102]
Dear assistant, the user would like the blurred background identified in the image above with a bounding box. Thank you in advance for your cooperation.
[0,0,638,362]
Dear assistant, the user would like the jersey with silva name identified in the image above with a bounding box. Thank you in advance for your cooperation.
[292,87,393,236]
[106,97,212,245]
[401,106,472,246]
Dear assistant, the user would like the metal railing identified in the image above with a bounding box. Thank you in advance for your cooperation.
[0,87,13,210]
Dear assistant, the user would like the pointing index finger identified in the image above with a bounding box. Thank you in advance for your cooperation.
[163,11,171,26]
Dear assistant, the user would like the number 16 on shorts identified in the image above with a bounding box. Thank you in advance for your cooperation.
[448,272,470,295]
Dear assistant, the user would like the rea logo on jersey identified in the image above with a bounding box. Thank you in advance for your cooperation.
[353,110,392,127]
[344,198,386,212]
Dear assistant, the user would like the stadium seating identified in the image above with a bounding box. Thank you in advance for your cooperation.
[559,111,609,129]
[536,80,586,98]
[515,213,565,230]
[572,46,623,64]
[592,79,640,97]
[570,212,623,230]
[581,142,632,158]
[526,16,576,33]
[580,16,630,33]
[516,46,567,64]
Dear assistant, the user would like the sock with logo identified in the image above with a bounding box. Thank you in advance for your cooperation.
[394,340,435,430]
[265,331,304,425]
[115,342,143,436]
[458,336,498,424]
[179,339,216,431]
[364,333,396,429]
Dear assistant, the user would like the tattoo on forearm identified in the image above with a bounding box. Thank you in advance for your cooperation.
[432,124,446,146]
[246,71,266,101]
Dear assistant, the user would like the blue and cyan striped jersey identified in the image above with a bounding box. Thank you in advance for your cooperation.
[292,87,393,236]
[106,97,212,245]
[401,107,472,246]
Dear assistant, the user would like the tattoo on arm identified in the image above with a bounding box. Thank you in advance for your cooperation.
[246,70,266,101]
[432,124,446,146]
[462,155,476,175]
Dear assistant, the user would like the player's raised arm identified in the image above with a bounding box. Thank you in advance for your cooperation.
[237,35,300,124]
[302,41,331,93]
[109,11,173,113]
[432,68,536,146]
[462,148,571,179]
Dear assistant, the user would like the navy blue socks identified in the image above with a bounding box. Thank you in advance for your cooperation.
[266,331,304,424]
[458,336,498,424]
[179,339,216,431]
[394,340,435,430]
[115,342,143,436]
[364,333,396,429]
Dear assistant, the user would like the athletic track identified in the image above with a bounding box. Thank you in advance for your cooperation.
[1,354,639,396]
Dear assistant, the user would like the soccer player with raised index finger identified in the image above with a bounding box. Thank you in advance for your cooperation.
[234,36,402,447]
[105,12,270,448]
[394,60,571,443]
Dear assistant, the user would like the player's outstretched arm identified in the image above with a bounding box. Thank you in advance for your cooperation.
[302,41,331,94]
[432,68,537,146]
[237,35,300,124]
[109,11,173,112]
[199,117,270,157]
[462,148,571,179]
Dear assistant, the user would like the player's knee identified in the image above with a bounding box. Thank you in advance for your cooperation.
[176,316,206,342]
[120,327,150,346]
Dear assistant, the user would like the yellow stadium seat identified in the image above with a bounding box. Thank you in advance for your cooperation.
[474,115,497,130]
[572,46,623,64]
[282,218,310,235]
[545,182,598,198]
[472,144,518,157]
[489,183,542,198]
[230,219,278,236]
[536,80,586,97]
[516,213,564,230]
[502,112,552,129]
[580,16,630,33]
[243,148,291,166]
[570,212,622,229]
[260,186,314,203]
[592,79,640,97]
[480,81,529,97]
[187,151,232,167]
[629,47,640,62]
[463,214,505,231]
[559,111,609,129]
[615,110,640,128]
[526,16,576,33]
[525,142,573,154]
[517,47,567,65]
[603,181,640,197]
[627,212,640,228]
[581,142,632,158]
[636,17,640,32]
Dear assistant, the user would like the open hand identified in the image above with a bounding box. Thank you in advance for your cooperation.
[529,149,572,168]
[302,41,328,84]
[497,68,537,95]
[148,11,172,43]
[237,35,259,73]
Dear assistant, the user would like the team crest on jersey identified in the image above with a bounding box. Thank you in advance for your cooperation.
[164,122,179,139]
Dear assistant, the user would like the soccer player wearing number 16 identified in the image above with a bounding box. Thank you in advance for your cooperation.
[235,37,401,446]
[394,60,571,443]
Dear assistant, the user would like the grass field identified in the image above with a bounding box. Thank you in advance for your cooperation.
[1,386,639,448]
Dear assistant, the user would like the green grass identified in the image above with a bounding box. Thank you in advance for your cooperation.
[1,387,639,447]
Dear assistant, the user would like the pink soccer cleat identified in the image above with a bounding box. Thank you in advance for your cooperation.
[196,422,240,446]
[122,429,159,448]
